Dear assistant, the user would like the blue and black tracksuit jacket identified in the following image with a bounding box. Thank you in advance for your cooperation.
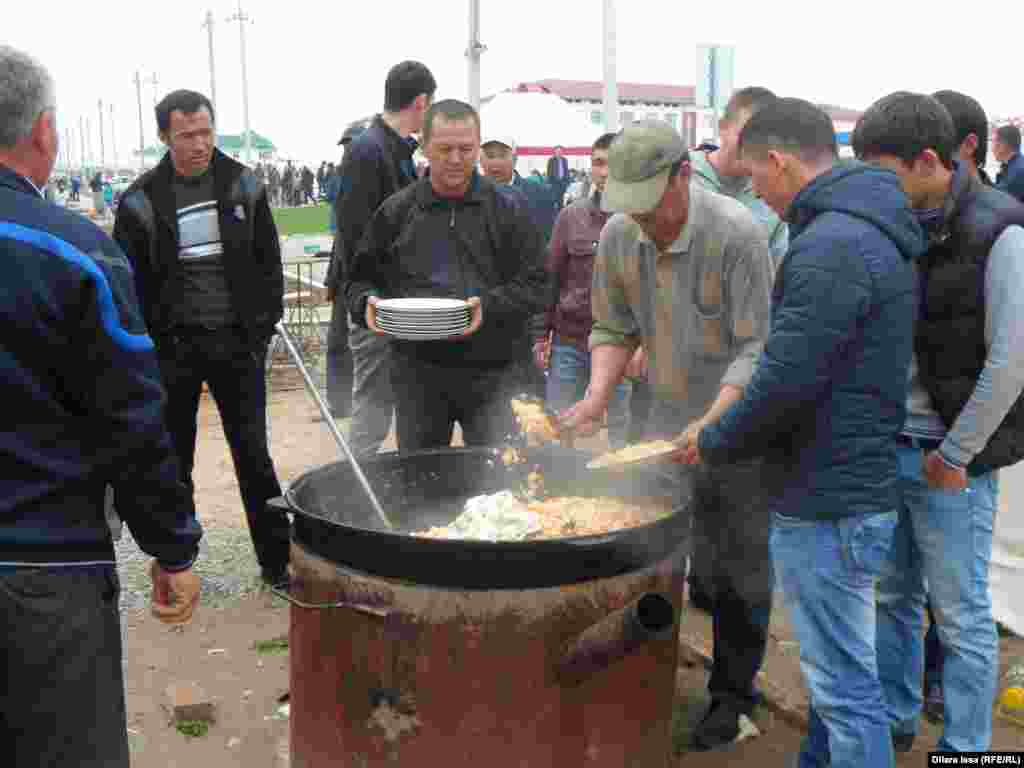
[0,165,201,571]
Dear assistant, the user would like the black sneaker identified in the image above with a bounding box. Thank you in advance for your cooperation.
[691,700,741,751]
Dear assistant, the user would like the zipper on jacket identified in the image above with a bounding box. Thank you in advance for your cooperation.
[450,208,455,229]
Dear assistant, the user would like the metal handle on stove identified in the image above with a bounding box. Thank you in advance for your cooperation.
[273,322,394,530]
[270,582,391,618]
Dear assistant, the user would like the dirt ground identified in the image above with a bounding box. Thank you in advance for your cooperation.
[119,387,1024,767]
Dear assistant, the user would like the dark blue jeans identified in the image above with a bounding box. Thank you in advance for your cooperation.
[156,326,289,572]
[0,566,129,767]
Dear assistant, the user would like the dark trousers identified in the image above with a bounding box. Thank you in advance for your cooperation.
[925,602,945,689]
[157,326,289,571]
[392,351,519,451]
[1,567,129,768]
[693,460,774,713]
[326,298,354,417]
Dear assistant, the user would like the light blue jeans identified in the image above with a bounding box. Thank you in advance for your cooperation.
[877,441,998,752]
[545,342,631,447]
[772,510,899,768]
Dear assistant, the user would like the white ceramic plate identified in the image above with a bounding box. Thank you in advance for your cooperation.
[376,298,469,312]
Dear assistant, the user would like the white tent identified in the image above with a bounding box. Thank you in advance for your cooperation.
[479,89,603,172]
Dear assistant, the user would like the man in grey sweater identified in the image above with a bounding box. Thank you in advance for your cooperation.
[854,92,1024,753]
[560,120,774,749]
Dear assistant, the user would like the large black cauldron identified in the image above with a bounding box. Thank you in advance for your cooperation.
[283,445,692,589]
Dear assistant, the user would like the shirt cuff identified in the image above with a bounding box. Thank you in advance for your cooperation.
[158,554,197,573]
[588,327,637,351]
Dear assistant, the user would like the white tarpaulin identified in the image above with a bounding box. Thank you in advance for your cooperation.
[993,465,1024,636]
[479,90,603,155]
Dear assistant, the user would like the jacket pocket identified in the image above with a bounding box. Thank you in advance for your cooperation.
[692,265,730,362]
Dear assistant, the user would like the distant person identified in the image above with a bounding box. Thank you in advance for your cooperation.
[90,170,105,214]
[114,88,289,586]
[993,124,1024,203]
[0,44,202,768]
[327,61,436,454]
[546,144,571,209]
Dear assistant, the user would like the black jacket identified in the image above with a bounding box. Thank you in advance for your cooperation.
[327,115,418,292]
[113,149,283,340]
[917,166,1024,472]
[344,172,551,367]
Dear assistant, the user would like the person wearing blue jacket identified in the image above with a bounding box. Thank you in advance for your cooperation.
[681,98,924,768]
[0,46,203,768]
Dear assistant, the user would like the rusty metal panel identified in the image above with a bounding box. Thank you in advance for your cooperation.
[288,541,686,768]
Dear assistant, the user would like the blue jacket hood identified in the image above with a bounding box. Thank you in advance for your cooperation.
[787,161,926,262]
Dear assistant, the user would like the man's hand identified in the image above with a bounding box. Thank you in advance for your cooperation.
[326,285,337,303]
[559,395,609,438]
[150,561,200,625]
[671,419,705,465]
[533,336,552,370]
[625,347,647,381]
[923,450,968,492]
[364,295,386,335]
[458,297,484,338]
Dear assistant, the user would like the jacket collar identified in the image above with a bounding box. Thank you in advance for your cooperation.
[414,170,485,208]
[934,161,977,245]
[0,164,43,198]
[371,114,416,163]
[147,147,241,232]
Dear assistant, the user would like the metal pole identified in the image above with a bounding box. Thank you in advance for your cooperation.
[229,2,252,165]
[109,103,118,170]
[466,0,482,110]
[273,322,394,530]
[602,0,619,132]
[135,71,146,170]
[85,116,92,167]
[79,115,86,172]
[98,99,105,169]
[203,10,218,119]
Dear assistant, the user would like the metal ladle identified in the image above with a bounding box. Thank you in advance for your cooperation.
[273,322,394,530]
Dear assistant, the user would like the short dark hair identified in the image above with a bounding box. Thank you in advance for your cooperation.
[996,124,1022,152]
[422,99,479,145]
[738,97,838,165]
[155,89,215,133]
[592,132,617,152]
[932,90,989,169]
[852,91,955,168]
[384,61,436,113]
[722,86,778,124]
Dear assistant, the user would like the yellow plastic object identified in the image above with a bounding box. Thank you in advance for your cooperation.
[998,687,1024,725]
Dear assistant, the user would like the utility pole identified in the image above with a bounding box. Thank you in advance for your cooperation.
[109,103,118,170]
[85,116,92,168]
[98,99,106,169]
[602,0,619,133]
[465,0,486,110]
[202,10,218,119]
[228,2,253,165]
[79,115,86,172]
[66,125,74,171]
[135,71,146,170]
[148,72,159,108]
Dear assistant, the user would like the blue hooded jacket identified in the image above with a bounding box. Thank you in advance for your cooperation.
[699,162,925,521]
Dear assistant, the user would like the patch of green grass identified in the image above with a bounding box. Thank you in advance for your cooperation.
[175,720,210,738]
[254,635,289,654]
[272,204,331,236]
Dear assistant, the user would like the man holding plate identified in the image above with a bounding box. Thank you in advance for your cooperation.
[344,99,551,451]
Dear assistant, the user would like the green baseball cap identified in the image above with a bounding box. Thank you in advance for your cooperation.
[602,120,688,214]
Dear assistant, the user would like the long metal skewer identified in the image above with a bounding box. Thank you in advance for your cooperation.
[273,322,394,530]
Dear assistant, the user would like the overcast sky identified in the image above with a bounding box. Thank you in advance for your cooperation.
[10,0,1022,166]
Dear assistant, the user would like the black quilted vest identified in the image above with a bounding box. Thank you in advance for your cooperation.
[917,171,1024,472]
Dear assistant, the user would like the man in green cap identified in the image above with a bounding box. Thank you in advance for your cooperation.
[560,119,775,749]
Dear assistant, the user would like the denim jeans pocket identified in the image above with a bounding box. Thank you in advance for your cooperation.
[845,511,898,576]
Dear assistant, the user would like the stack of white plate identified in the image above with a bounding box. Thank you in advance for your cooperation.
[375,298,471,340]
